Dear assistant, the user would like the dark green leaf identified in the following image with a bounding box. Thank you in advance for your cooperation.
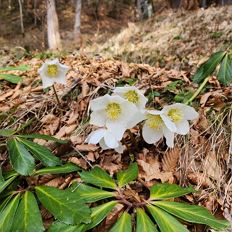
[192,51,226,83]
[71,183,116,203]
[0,168,4,183]
[0,65,30,71]
[117,163,138,188]
[136,208,158,232]
[18,134,68,144]
[7,138,35,175]
[153,201,231,231]
[86,201,117,230]
[0,195,13,213]
[217,54,232,86]
[48,221,85,232]
[35,186,91,225]
[0,194,20,232]
[146,205,189,232]
[150,183,195,200]
[0,129,16,137]
[0,175,18,194]
[34,163,80,175]
[0,74,22,84]
[12,191,44,232]
[79,166,116,190]
[19,138,61,167]
[110,212,132,232]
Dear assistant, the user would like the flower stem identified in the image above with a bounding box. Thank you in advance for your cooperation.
[185,76,210,105]
[52,85,62,107]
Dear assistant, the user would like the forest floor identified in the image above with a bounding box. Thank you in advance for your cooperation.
[0,5,232,232]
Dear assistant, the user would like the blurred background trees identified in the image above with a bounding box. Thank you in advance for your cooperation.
[0,0,231,50]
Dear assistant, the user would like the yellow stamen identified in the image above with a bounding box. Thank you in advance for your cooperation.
[167,108,183,123]
[146,114,163,129]
[47,64,59,77]
[124,90,139,104]
[106,102,121,120]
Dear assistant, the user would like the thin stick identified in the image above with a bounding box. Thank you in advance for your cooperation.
[52,85,62,107]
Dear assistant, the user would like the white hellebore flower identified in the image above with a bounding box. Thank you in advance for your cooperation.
[142,110,175,148]
[85,128,124,153]
[113,86,148,110]
[113,86,147,128]
[160,103,199,136]
[38,59,69,89]
[89,94,141,132]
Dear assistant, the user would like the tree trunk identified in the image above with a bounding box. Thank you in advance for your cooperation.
[74,0,82,43]
[46,0,62,50]
[137,0,153,20]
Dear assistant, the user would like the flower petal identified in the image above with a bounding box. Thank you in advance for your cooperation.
[89,110,106,127]
[181,104,199,120]
[142,123,163,144]
[99,139,109,150]
[41,76,54,89]
[107,124,126,140]
[104,132,119,148]
[85,129,106,144]
[115,142,124,153]
[161,114,177,132]
[89,95,110,111]
[126,110,145,128]
[176,120,189,135]
[163,126,175,148]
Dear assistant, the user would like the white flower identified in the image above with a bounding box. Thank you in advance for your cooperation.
[89,94,142,131]
[38,59,69,88]
[85,128,124,153]
[113,86,148,110]
[142,110,175,148]
[160,103,199,135]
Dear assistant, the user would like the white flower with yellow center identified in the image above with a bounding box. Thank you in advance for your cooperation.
[85,128,124,153]
[113,86,148,110]
[160,103,199,135]
[89,94,141,132]
[38,59,69,89]
[113,86,147,128]
[142,110,175,148]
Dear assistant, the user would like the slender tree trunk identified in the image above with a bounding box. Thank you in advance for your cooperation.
[46,0,62,50]
[74,0,82,43]
[18,0,24,35]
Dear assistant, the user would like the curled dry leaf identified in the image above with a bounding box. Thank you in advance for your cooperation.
[162,148,181,172]
[44,177,65,188]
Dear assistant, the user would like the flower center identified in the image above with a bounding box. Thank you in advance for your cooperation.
[124,90,139,104]
[106,102,122,120]
[167,108,183,123]
[146,114,163,129]
[47,64,59,77]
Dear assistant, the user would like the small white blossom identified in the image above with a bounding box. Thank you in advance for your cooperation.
[89,94,142,132]
[113,86,148,110]
[38,59,69,89]
[160,103,199,135]
[142,110,174,148]
[85,128,124,153]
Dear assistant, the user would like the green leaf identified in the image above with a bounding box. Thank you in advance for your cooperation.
[110,212,132,232]
[34,163,80,175]
[136,208,158,232]
[48,221,85,232]
[86,201,117,230]
[0,175,18,194]
[0,168,4,183]
[150,183,195,200]
[0,74,22,84]
[0,129,16,137]
[0,195,13,213]
[217,54,232,86]
[146,205,189,232]
[79,166,116,190]
[19,138,61,167]
[7,138,35,175]
[18,134,68,144]
[117,163,138,188]
[35,186,91,225]
[12,191,44,232]
[153,201,231,231]
[0,194,20,232]
[192,51,226,83]
[71,183,116,203]
[0,65,30,71]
